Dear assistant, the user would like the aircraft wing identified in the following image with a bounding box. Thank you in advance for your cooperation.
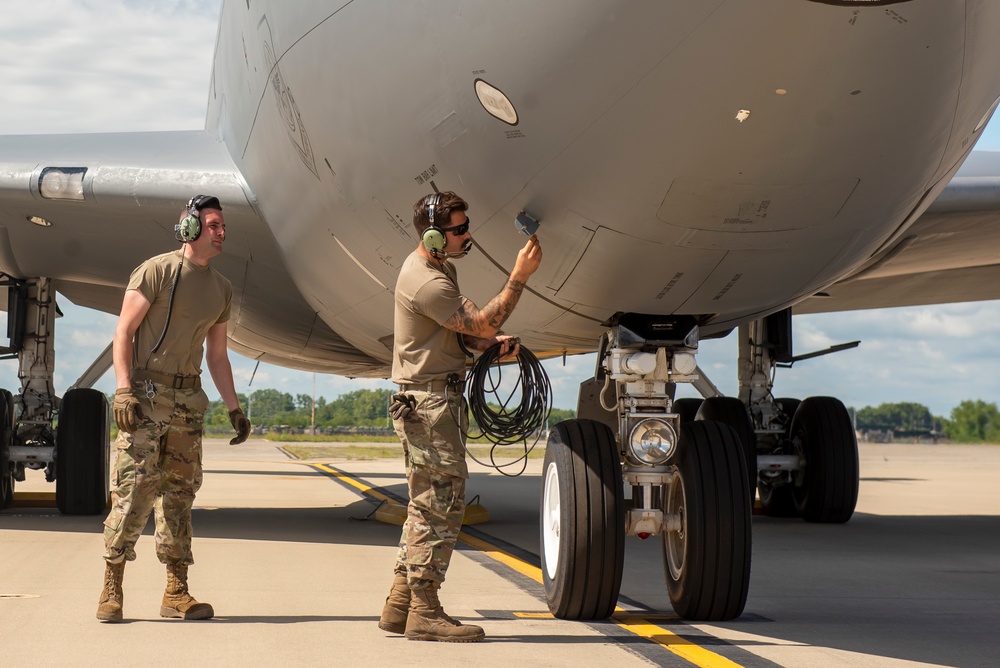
[0,130,386,376]
[797,150,1000,315]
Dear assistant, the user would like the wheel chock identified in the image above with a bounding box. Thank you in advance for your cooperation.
[9,491,57,508]
[463,495,489,525]
[374,501,407,526]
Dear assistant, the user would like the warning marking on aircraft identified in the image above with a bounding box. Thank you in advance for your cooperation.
[310,462,745,667]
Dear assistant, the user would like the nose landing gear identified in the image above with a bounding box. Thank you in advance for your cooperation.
[541,314,753,622]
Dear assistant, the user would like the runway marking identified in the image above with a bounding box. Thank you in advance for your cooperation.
[310,463,744,667]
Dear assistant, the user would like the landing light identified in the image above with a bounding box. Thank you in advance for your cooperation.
[627,418,677,466]
[38,167,86,201]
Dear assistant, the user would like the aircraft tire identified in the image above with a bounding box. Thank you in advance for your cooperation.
[757,397,801,517]
[0,389,14,510]
[663,420,751,621]
[56,388,110,515]
[672,397,702,425]
[695,397,758,505]
[540,418,624,620]
[790,396,859,523]
[775,397,801,425]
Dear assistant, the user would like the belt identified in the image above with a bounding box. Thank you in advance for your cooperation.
[398,379,462,393]
[133,369,201,390]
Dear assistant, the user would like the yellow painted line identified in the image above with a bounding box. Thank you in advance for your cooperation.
[310,463,397,505]
[614,615,743,668]
[513,611,555,619]
[456,530,545,583]
[310,463,743,667]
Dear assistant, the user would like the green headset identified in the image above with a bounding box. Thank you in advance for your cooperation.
[421,193,447,256]
[420,193,448,257]
[175,195,209,242]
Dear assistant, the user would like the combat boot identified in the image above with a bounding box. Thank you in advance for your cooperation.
[378,571,411,633]
[404,582,485,642]
[96,561,125,622]
[160,563,214,620]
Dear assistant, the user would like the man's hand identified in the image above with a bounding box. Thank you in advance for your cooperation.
[112,388,141,434]
[229,407,251,445]
[511,234,542,281]
[494,335,521,362]
[389,393,416,420]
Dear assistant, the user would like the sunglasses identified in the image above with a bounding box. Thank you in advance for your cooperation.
[440,218,470,236]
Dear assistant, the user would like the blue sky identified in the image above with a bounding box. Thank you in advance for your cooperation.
[3,1,1000,418]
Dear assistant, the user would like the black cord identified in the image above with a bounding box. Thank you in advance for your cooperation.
[151,256,183,354]
[460,339,552,476]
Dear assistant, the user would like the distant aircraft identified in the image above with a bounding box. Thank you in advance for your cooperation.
[3,0,1000,623]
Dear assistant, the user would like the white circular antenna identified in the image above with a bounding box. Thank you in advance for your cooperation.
[475,79,518,125]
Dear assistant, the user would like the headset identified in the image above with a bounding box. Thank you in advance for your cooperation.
[421,193,446,256]
[175,195,209,243]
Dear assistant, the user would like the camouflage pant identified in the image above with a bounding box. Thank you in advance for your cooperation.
[103,381,209,565]
[392,390,469,588]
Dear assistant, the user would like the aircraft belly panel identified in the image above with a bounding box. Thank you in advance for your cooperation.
[678,232,857,316]
[658,177,860,236]
[319,291,394,365]
[555,226,725,313]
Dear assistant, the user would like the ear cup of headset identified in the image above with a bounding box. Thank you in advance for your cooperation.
[421,192,445,254]
[175,213,201,242]
[422,226,445,253]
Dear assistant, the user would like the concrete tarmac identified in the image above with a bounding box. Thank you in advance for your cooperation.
[2,440,998,667]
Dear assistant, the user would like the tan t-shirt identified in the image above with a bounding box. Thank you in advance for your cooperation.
[392,251,468,385]
[128,250,232,376]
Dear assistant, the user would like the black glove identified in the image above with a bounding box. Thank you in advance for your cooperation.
[389,393,416,420]
[229,407,251,445]
[112,388,141,434]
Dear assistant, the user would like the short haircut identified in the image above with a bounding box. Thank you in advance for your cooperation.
[194,195,222,212]
[412,191,468,235]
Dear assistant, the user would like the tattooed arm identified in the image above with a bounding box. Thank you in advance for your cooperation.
[444,235,542,338]
[445,278,527,338]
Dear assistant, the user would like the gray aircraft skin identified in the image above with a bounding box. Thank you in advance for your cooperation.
[3,0,1000,624]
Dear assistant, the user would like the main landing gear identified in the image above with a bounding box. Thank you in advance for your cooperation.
[0,276,110,515]
[738,311,859,523]
[540,310,860,622]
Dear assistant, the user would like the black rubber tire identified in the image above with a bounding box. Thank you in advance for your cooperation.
[541,419,625,620]
[790,396,859,523]
[672,398,702,425]
[0,390,14,510]
[695,397,757,505]
[775,398,801,425]
[663,420,752,621]
[56,388,110,515]
[758,397,800,517]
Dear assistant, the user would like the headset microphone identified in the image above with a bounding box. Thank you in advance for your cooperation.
[444,238,474,258]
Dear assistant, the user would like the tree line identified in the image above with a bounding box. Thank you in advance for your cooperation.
[853,400,1000,443]
[108,386,1000,443]
[199,388,577,435]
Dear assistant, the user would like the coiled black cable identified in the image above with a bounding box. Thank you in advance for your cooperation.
[461,339,552,476]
